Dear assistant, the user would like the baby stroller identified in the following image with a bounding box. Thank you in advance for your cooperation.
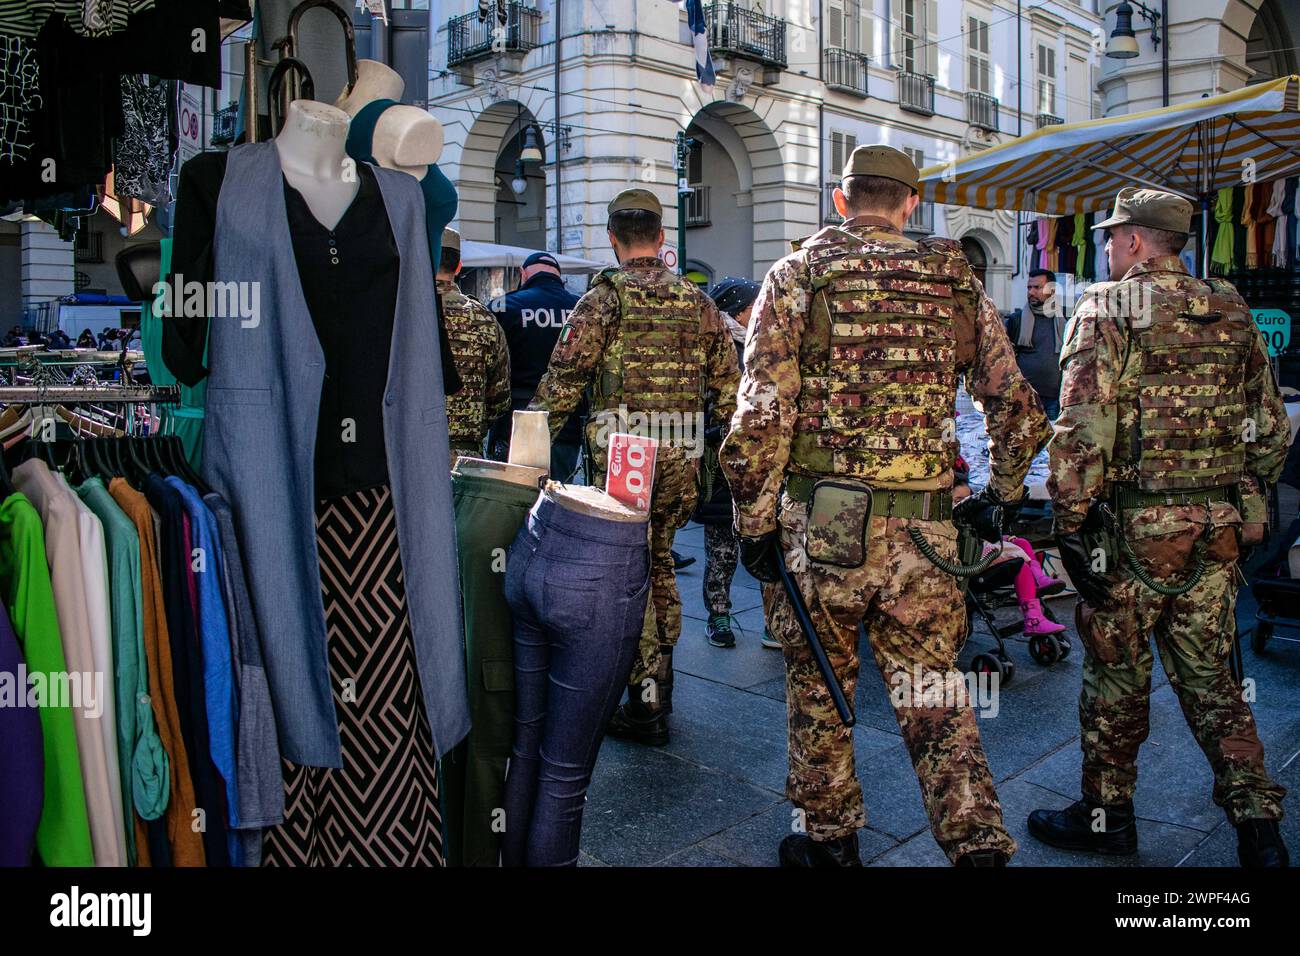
[1249,515,1300,655]
[962,548,1069,686]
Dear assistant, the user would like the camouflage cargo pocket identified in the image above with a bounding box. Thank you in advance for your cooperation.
[1122,505,1199,580]
[1206,500,1242,565]
[805,479,874,568]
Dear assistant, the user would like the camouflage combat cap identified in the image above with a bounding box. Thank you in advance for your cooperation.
[608,187,663,219]
[1093,186,1193,233]
[442,227,461,252]
[842,144,919,191]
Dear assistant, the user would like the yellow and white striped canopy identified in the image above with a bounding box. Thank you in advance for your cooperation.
[918,76,1300,216]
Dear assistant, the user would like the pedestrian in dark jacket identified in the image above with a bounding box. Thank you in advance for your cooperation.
[487,252,587,479]
[695,276,763,648]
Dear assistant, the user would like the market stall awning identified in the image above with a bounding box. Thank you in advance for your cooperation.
[918,75,1300,216]
[460,240,610,273]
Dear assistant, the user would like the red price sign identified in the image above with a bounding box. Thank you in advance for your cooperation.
[605,433,658,513]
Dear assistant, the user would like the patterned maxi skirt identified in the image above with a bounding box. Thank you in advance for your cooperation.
[261,485,444,866]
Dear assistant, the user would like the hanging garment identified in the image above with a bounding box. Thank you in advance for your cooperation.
[1072,213,1087,279]
[0,592,45,865]
[1268,178,1288,267]
[1055,212,1075,274]
[1211,187,1236,275]
[442,471,542,867]
[167,479,238,844]
[77,477,168,866]
[204,490,283,866]
[109,477,204,866]
[0,34,42,166]
[144,472,229,866]
[500,492,651,867]
[12,459,123,866]
[62,473,128,865]
[1092,214,1107,279]
[1034,217,1051,270]
[1241,183,1258,270]
[114,74,176,206]
[260,485,444,867]
[2,2,159,38]
[1254,179,1276,266]
[0,491,92,866]
[1287,177,1300,269]
[202,140,466,769]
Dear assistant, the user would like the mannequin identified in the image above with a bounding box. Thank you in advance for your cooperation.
[334,60,444,174]
[274,100,358,231]
[547,483,647,523]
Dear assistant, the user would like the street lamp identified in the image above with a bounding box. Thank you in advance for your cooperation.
[510,159,528,196]
[519,125,544,164]
[1105,1,1168,107]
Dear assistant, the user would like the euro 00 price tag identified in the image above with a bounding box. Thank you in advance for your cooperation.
[605,433,658,513]
[1252,309,1291,357]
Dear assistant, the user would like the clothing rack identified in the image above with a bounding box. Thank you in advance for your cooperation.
[0,384,180,405]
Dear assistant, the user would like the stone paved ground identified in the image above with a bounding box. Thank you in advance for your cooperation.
[578,489,1300,867]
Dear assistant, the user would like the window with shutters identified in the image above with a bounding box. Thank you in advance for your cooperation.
[831,130,859,175]
[687,139,704,184]
[967,16,990,94]
[1037,42,1057,115]
[901,0,921,73]
[828,0,865,53]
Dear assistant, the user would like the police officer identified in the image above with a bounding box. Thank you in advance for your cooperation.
[529,187,740,745]
[487,252,588,479]
[1029,187,1290,867]
[722,145,1050,867]
[436,227,512,462]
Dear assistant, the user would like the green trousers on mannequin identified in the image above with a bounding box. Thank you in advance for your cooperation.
[442,471,540,866]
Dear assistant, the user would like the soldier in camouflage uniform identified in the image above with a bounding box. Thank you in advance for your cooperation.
[722,145,1050,867]
[1029,188,1290,867]
[437,228,512,462]
[529,188,740,745]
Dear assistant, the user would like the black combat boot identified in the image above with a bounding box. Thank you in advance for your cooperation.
[656,645,675,715]
[778,833,862,867]
[1027,798,1138,855]
[955,849,1008,867]
[606,684,668,747]
[1236,819,1290,868]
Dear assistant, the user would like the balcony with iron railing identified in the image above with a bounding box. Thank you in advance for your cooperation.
[905,201,935,236]
[74,230,104,264]
[1037,111,1064,129]
[824,47,869,97]
[704,2,786,70]
[683,185,710,227]
[447,2,541,68]
[897,69,935,115]
[965,91,999,132]
[212,103,239,146]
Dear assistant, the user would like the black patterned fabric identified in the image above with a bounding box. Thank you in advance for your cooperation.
[261,485,443,867]
[113,74,174,204]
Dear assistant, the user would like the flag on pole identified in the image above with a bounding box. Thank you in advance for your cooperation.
[683,0,716,92]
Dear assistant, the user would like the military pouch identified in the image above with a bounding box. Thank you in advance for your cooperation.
[955,526,984,595]
[805,479,874,568]
[1080,500,1120,579]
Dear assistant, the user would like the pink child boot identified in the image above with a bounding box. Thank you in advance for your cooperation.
[1011,536,1066,596]
[1015,561,1067,636]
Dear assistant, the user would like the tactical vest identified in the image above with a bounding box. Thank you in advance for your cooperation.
[790,227,961,482]
[1117,276,1257,492]
[440,286,495,446]
[592,268,705,422]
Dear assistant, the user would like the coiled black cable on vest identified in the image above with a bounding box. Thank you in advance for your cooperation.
[907,527,1002,577]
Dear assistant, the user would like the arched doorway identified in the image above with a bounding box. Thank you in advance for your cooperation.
[961,236,988,288]
[1247,0,1297,83]
[680,101,785,282]
[456,99,547,247]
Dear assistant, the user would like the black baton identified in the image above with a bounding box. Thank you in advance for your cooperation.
[776,546,855,728]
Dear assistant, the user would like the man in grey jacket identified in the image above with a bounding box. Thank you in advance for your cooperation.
[1006,268,1068,419]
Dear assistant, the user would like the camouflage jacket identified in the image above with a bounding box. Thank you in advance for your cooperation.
[1048,255,1288,534]
[721,218,1049,537]
[437,279,511,448]
[528,256,740,464]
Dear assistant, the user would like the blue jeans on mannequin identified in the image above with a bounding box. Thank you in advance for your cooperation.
[501,493,651,866]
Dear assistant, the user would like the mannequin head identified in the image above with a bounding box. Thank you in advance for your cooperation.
[334,59,405,115]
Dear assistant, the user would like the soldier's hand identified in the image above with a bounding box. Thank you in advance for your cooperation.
[739,532,781,584]
[953,487,1006,544]
[1055,532,1113,608]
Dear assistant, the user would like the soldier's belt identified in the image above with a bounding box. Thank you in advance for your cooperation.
[785,473,953,521]
[1111,485,1236,512]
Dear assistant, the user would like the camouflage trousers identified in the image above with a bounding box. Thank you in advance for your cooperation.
[703,524,738,616]
[590,449,698,689]
[765,491,1014,863]
[1077,513,1285,823]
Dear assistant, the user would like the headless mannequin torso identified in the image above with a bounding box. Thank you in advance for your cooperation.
[334,60,443,176]
[274,100,359,231]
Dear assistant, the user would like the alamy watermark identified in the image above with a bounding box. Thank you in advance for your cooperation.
[151,275,261,329]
